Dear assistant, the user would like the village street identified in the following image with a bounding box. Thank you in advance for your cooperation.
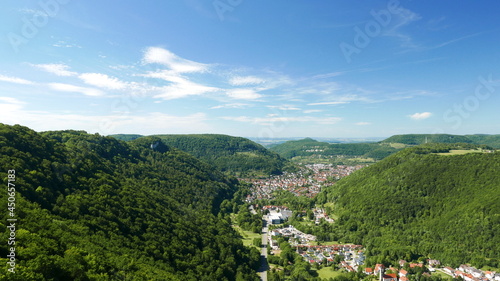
[252,206,269,281]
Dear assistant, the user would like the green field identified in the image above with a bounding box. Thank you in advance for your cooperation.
[315,267,345,279]
[436,149,483,156]
[231,224,261,248]
[388,143,408,149]
[432,270,453,280]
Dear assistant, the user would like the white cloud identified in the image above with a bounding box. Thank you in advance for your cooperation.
[303,109,323,114]
[0,74,34,85]
[267,105,301,111]
[53,40,82,48]
[0,97,25,118]
[229,76,265,86]
[225,89,263,100]
[32,63,77,77]
[142,47,208,73]
[308,101,349,106]
[210,103,250,109]
[409,112,432,120]
[79,73,127,90]
[48,83,105,97]
[154,81,219,100]
[222,115,341,125]
[355,122,371,126]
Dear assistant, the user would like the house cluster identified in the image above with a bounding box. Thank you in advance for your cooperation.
[443,264,500,281]
[305,164,366,181]
[243,164,365,201]
[312,208,335,224]
[269,225,316,249]
[263,206,293,225]
[296,244,364,268]
[364,261,427,281]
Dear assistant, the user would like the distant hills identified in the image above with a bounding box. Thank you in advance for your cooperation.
[0,124,260,280]
[269,137,400,161]
[111,134,288,177]
[317,143,500,268]
[269,134,500,163]
[381,134,500,147]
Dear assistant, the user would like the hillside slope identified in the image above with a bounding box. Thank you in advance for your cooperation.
[381,133,500,148]
[269,138,400,161]
[318,144,500,268]
[149,134,287,176]
[0,124,260,280]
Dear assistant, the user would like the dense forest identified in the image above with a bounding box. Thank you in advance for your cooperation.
[382,134,500,148]
[317,143,500,269]
[0,124,260,280]
[269,138,400,161]
[141,134,288,177]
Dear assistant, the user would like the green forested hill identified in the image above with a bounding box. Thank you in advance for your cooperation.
[381,133,500,148]
[465,134,500,148]
[147,134,287,176]
[317,144,500,268]
[269,138,400,161]
[108,134,143,141]
[381,134,473,145]
[0,124,260,280]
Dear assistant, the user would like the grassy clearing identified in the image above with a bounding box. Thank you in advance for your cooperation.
[316,267,344,279]
[232,224,261,248]
[432,270,453,280]
[388,143,408,149]
[436,149,483,156]
[230,214,261,248]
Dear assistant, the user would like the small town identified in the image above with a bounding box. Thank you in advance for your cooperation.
[259,205,500,281]
[244,164,365,201]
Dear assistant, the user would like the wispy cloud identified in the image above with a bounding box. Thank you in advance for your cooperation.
[225,88,262,100]
[308,101,349,106]
[383,7,422,50]
[428,32,485,50]
[409,112,432,120]
[79,73,128,90]
[210,103,250,109]
[0,74,34,85]
[142,47,208,73]
[267,105,301,111]
[303,109,323,114]
[31,63,77,77]
[48,83,105,97]
[53,40,82,48]
[355,122,371,126]
[222,115,342,125]
[229,76,265,86]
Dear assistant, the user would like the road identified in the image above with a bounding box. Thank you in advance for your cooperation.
[257,216,269,281]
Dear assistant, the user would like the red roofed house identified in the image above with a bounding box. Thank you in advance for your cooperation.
[382,273,398,281]
[365,268,373,275]
[374,264,385,275]
[400,269,408,277]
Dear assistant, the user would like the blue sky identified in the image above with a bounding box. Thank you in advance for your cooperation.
[0,0,499,138]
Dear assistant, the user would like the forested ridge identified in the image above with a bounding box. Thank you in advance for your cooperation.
[317,144,500,269]
[142,134,287,176]
[382,134,500,148]
[269,138,400,160]
[0,124,260,280]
